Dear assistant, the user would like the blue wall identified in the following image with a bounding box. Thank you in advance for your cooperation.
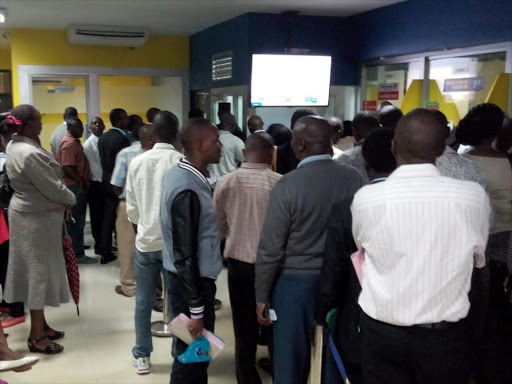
[349,0,512,60]
[190,0,512,91]
[190,14,250,90]
[248,13,358,86]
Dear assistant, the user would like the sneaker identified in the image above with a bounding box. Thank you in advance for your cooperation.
[132,356,150,375]
[76,255,99,264]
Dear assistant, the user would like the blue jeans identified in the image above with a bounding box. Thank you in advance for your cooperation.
[132,249,171,358]
[67,184,87,259]
[168,272,216,384]
[273,274,319,384]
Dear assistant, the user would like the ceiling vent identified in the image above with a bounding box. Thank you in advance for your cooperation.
[67,24,149,47]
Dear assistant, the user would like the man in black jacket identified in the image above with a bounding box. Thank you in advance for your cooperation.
[97,108,130,264]
[315,128,396,384]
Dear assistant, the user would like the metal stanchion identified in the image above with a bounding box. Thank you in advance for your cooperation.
[151,273,172,337]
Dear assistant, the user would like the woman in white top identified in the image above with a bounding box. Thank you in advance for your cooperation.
[458,103,512,383]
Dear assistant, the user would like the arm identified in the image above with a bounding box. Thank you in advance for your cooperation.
[171,190,204,318]
[125,163,139,225]
[235,141,245,165]
[110,151,127,197]
[255,180,290,304]
[24,151,76,206]
[315,200,355,324]
[212,181,229,238]
[473,192,491,269]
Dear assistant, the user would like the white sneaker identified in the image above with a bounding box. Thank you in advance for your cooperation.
[132,356,150,375]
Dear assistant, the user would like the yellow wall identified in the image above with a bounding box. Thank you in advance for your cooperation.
[0,47,11,70]
[10,28,189,105]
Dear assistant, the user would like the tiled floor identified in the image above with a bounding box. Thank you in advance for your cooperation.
[1,233,273,384]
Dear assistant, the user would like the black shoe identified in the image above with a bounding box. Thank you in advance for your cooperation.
[259,357,273,376]
[152,304,163,312]
[101,253,117,264]
[112,246,118,252]
[214,299,222,311]
[84,245,91,250]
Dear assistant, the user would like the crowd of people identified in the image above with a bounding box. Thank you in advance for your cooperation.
[0,100,510,384]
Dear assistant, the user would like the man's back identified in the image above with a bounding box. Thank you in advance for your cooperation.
[98,129,130,183]
[276,142,299,175]
[337,145,368,183]
[126,143,183,252]
[50,122,68,158]
[352,164,490,326]
[436,146,486,187]
[208,131,244,179]
[259,159,364,272]
[214,164,281,263]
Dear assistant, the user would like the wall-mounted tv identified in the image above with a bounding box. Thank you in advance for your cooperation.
[250,54,332,107]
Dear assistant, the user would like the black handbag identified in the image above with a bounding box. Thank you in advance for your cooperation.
[0,168,13,208]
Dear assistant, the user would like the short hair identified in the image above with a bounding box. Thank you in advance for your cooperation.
[457,103,504,146]
[110,108,127,127]
[379,106,403,129]
[245,132,275,151]
[127,115,144,140]
[188,108,204,119]
[395,108,446,162]
[180,118,214,152]
[66,116,82,130]
[266,123,292,146]
[342,120,353,137]
[146,107,161,123]
[64,107,78,120]
[362,128,396,174]
[327,117,343,136]
[352,112,380,137]
[291,108,316,130]
[429,109,449,138]
[154,111,179,143]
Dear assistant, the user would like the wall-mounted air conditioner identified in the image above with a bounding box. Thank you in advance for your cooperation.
[67,24,149,47]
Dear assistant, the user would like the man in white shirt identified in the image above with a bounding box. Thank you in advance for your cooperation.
[50,107,78,158]
[83,117,105,254]
[125,111,183,375]
[209,114,245,180]
[351,109,491,384]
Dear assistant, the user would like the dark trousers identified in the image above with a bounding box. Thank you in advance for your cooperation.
[87,180,105,250]
[360,312,470,384]
[273,274,319,384]
[0,240,23,317]
[168,272,216,384]
[67,184,87,259]
[227,259,262,384]
[97,182,118,255]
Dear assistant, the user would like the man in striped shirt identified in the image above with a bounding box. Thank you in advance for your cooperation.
[352,109,491,384]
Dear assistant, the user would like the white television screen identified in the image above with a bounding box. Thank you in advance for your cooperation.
[250,54,332,107]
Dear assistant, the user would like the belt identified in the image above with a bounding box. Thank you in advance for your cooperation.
[413,321,458,330]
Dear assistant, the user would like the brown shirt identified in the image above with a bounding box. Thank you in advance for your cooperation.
[213,163,282,264]
[58,132,90,186]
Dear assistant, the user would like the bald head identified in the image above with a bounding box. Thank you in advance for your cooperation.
[245,132,275,165]
[393,108,446,165]
[291,116,332,161]
[248,115,264,134]
[327,117,343,142]
[139,124,156,150]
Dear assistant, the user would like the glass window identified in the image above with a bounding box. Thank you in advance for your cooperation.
[428,52,507,120]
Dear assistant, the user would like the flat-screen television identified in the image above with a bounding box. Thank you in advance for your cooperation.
[250,54,332,107]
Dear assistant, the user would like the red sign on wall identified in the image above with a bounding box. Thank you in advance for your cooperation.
[362,100,377,112]
[378,83,399,100]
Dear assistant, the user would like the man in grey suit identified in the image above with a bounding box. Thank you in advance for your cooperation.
[255,115,365,384]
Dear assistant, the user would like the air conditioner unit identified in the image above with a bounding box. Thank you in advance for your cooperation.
[67,24,149,47]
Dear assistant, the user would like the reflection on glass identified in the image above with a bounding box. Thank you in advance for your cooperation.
[429,52,506,119]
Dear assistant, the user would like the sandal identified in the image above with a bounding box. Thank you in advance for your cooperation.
[27,337,64,355]
[47,330,65,341]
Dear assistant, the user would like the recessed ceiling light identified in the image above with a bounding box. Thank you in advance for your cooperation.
[0,9,6,23]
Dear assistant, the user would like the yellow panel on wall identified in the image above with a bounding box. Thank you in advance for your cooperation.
[10,28,189,105]
[400,79,422,114]
[486,73,510,112]
[0,48,11,70]
[428,80,461,123]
